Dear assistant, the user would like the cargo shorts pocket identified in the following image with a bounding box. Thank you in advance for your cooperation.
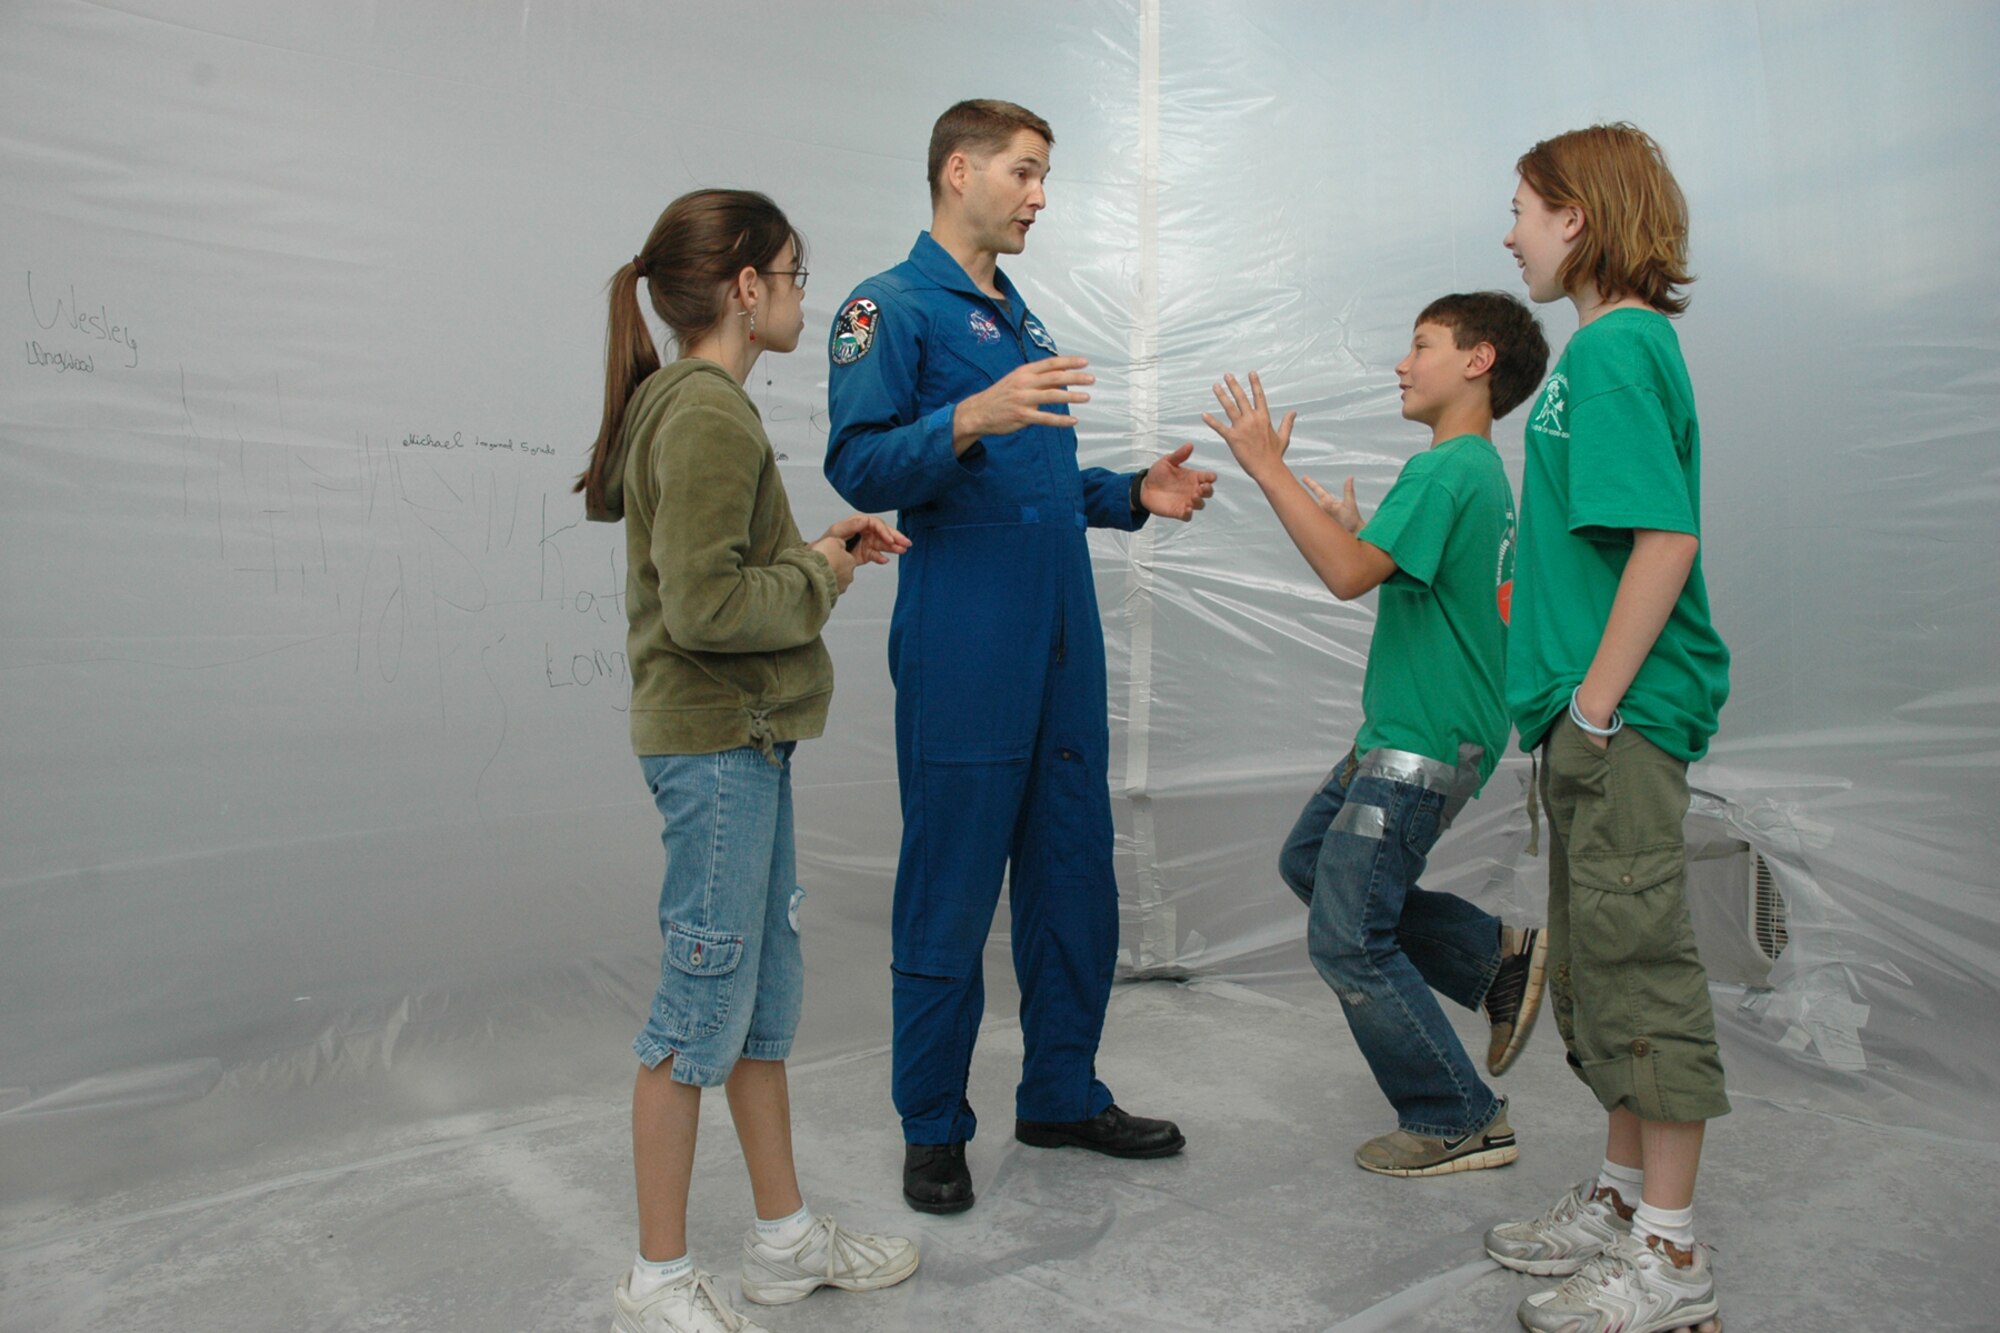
[659,922,745,1041]
[1569,844,1689,968]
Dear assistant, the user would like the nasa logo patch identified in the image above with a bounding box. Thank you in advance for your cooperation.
[1023,315,1058,354]
[830,298,880,366]
[968,309,1001,345]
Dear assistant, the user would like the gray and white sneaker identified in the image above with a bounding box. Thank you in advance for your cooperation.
[1517,1231,1718,1333]
[612,1268,768,1333]
[1355,1098,1518,1177]
[1485,1180,1633,1275]
[739,1214,918,1306]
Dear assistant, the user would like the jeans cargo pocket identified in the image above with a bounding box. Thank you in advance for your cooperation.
[659,922,745,1042]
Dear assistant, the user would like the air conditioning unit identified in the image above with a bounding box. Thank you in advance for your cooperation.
[1682,814,1788,988]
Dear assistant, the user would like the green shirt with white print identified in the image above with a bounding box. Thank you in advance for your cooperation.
[1507,308,1730,762]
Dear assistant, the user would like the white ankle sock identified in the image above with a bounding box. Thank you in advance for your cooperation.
[629,1251,692,1299]
[753,1204,814,1249]
[1596,1157,1644,1205]
[1632,1200,1696,1249]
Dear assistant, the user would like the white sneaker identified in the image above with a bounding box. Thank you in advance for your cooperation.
[1517,1232,1718,1333]
[739,1214,919,1306]
[1485,1180,1633,1275]
[611,1269,769,1333]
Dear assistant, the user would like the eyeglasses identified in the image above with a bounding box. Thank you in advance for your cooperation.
[765,267,809,291]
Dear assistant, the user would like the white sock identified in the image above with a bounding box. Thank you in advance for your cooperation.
[1632,1199,1696,1249]
[753,1203,814,1249]
[629,1251,692,1299]
[1596,1157,1644,1206]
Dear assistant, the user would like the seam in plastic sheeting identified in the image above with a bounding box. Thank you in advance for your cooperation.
[1120,0,1175,975]
[1322,1252,1509,1333]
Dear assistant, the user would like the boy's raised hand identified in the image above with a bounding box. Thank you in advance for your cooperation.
[1202,371,1297,484]
[1301,474,1363,533]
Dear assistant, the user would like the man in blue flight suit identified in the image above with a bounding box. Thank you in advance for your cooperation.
[825,99,1217,1214]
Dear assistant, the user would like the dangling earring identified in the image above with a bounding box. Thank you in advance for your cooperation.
[745,307,757,342]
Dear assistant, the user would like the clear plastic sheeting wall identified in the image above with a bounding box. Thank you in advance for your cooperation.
[3,0,1996,1232]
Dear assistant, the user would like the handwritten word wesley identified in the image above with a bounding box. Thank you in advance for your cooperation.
[26,271,139,368]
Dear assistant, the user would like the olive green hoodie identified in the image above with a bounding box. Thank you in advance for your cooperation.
[598,359,838,756]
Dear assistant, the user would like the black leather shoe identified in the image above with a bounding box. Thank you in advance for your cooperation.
[1014,1103,1186,1158]
[902,1141,974,1214]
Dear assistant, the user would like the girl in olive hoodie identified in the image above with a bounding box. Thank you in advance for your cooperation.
[579,189,914,1333]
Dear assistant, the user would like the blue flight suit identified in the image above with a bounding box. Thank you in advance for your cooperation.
[825,232,1147,1146]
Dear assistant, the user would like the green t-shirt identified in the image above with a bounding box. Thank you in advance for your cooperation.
[1507,308,1730,761]
[1355,434,1515,792]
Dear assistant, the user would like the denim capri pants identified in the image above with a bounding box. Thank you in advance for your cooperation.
[635,743,805,1087]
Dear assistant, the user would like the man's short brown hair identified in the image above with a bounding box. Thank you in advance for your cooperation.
[927,99,1054,204]
[1517,123,1694,316]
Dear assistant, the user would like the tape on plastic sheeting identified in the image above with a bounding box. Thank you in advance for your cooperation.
[1330,802,1388,840]
[1119,0,1174,973]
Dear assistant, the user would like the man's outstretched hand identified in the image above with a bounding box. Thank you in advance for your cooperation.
[1139,443,1218,521]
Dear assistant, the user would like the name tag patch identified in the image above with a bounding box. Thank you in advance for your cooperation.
[1023,315,1057,354]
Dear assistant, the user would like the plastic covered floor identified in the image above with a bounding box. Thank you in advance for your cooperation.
[7,963,1993,1332]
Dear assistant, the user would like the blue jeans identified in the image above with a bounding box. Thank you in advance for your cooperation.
[1279,750,1503,1137]
[634,744,805,1087]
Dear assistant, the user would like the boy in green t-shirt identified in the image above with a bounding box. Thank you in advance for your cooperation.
[1205,292,1551,1176]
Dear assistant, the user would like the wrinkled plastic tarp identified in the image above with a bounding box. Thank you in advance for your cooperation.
[3,0,1996,1178]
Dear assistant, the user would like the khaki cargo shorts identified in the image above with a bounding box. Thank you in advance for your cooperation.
[1540,714,1730,1123]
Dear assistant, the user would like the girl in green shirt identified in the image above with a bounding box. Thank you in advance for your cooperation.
[579,189,915,1333]
[1487,126,1729,1333]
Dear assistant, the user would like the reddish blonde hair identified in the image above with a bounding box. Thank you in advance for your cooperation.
[1517,123,1693,315]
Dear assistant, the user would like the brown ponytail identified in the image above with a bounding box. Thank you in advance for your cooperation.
[577,189,805,519]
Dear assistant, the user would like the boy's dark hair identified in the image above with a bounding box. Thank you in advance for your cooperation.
[927,99,1054,205]
[1416,291,1550,419]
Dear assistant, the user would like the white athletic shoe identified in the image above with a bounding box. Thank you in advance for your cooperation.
[1485,1180,1633,1276]
[611,1269,768,1332]
[1516,1232,1718,1333]
[738,1214,919,1306]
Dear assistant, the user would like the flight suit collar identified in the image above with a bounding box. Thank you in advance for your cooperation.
[908,231,1028,331]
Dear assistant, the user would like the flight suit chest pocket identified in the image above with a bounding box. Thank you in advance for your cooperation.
[932,311,1025,387]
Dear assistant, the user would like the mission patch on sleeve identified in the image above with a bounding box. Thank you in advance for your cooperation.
[830,298,880,366]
